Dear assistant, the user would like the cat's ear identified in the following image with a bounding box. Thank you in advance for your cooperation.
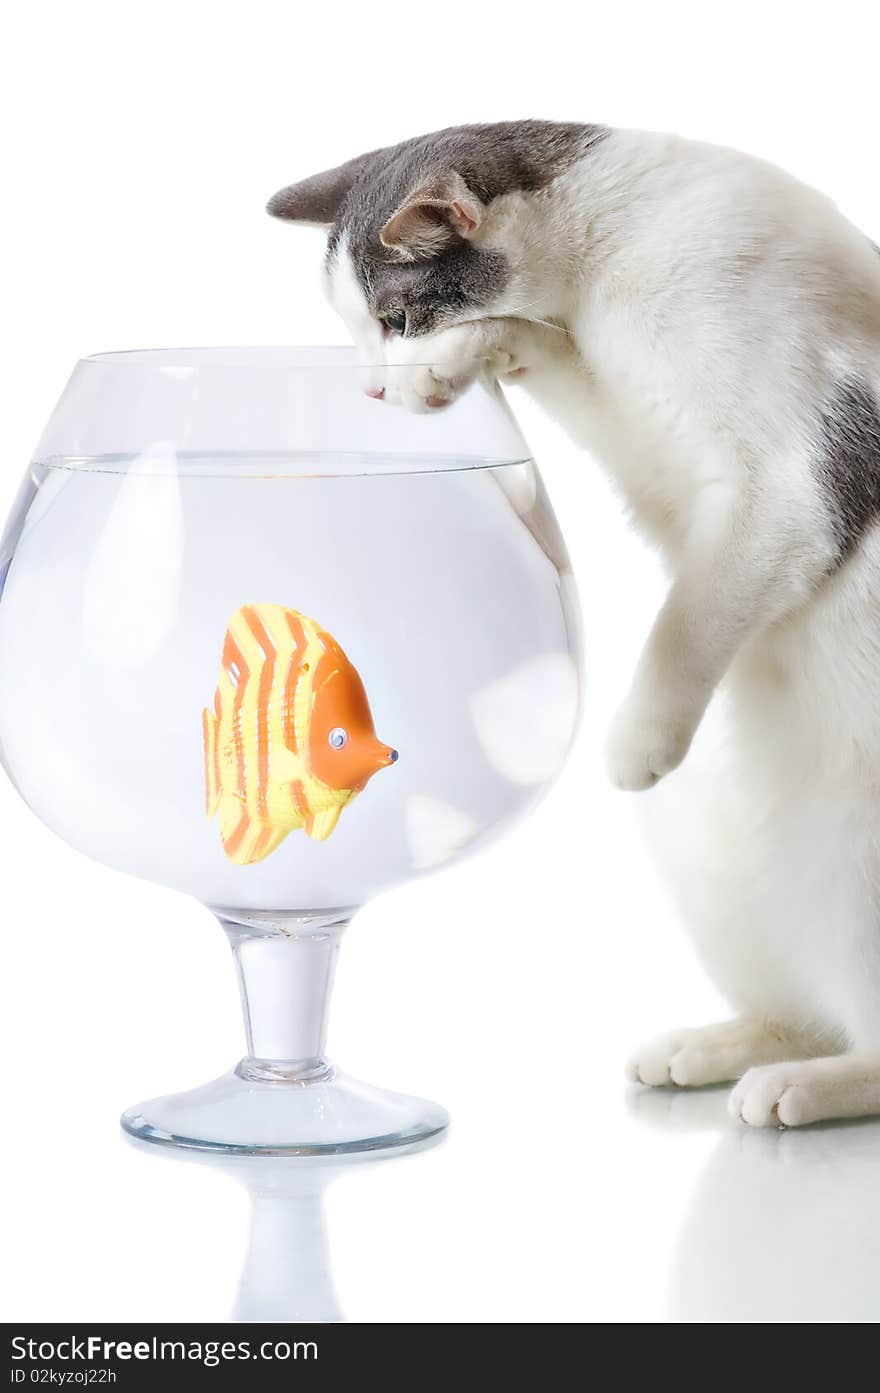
[380,173,483,257]
[266,155,368,226]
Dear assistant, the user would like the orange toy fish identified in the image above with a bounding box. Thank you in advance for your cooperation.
[203,604,397,865]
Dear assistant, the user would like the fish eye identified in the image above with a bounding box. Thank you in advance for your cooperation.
[328,727,348,749]
[381,310,407,337]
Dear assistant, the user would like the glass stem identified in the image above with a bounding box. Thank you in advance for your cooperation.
[216,911,350,1082]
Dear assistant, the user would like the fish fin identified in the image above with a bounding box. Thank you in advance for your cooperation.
[306,805,344,842]
[218,795,289,866]
[202,708,220,817]
[241,824,290,865]
[218,795,248,858]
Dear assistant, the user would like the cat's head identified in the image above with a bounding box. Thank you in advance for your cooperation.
[267,121,601,392]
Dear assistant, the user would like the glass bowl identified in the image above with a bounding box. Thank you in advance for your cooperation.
[0,347,581,1154]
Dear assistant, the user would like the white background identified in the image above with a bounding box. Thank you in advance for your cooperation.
[3,0,880,1324]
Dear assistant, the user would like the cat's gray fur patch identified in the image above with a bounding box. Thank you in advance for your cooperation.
[344,122,606,334]
[816,379,880,560]
[269,120,607,336]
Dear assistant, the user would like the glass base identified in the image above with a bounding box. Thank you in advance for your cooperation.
[120,1063,449,1156]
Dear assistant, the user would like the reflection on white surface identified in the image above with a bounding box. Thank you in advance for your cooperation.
[228,1159,341,1322]
[405,794,477,870]
[126,1135,443,1323]
[470,652,579,785]
[629,1086,880,1322]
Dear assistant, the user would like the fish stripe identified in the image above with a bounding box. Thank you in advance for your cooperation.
[222,632,250,800]
[224,805,251,859]
[290,779,309,822]
[228,611,270,821]
[202,709,217,815]
[202,710,211,811]
[293,625,323,760]
[212,705,222,796]
[249,825,273,863]
[283,610,308,753]
[242,604,277,820]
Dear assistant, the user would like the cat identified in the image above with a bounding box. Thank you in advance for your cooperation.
[268,120,880,1127]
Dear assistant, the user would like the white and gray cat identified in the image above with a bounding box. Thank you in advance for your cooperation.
[268,120,880,1127]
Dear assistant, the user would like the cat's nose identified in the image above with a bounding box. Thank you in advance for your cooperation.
[365,386,385,400]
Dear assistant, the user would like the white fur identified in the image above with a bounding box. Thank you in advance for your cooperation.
[327,130,880,1126]
[326,232,387,396]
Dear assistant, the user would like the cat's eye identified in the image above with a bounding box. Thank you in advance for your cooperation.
[381,311,407,337]
[328,727,348,749]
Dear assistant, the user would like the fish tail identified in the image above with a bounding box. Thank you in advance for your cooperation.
[202,707,221,817]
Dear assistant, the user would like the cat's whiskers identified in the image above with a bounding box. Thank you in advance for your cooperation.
[515,314,569,335]
[458,301,569,336]
[500,295,571,335]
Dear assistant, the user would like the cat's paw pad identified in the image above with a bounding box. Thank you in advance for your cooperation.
[605,700,693,791]
[729,1062,817,1128]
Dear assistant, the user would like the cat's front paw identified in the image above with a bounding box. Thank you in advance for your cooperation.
[605,698,694,791]
[399,362,482,413]
[395,324,516,413]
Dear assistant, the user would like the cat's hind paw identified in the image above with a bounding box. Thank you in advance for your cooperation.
[729,1055,880,1127]
[628,1019,797,1089]
[627,1030,695,1087]
[729,1064,809,1127]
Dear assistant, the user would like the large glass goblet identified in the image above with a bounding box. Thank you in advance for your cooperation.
[0,348,580,1154]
